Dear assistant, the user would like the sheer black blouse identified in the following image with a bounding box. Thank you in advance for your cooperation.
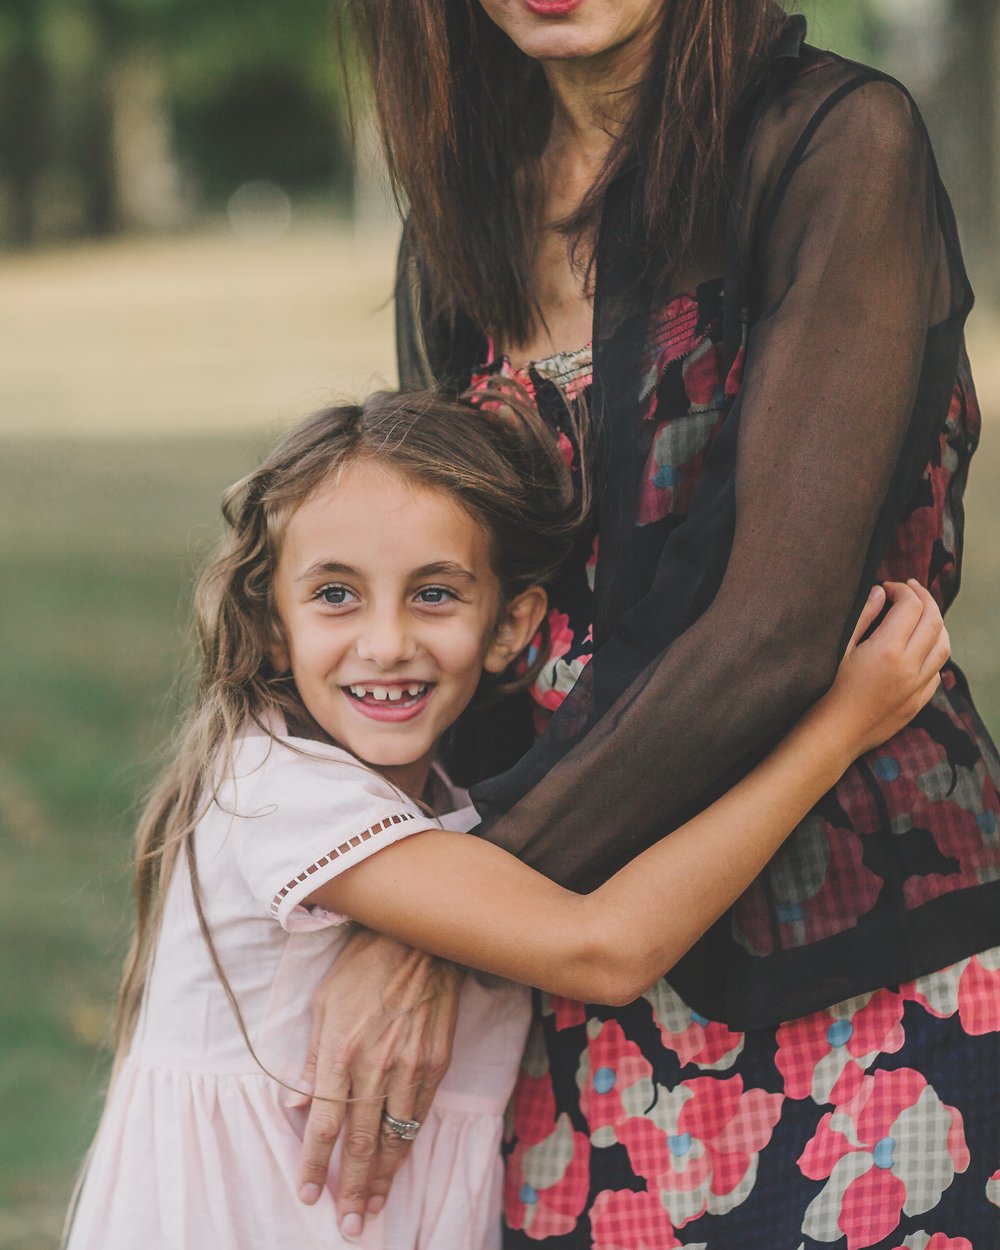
[395,19,1000,1029]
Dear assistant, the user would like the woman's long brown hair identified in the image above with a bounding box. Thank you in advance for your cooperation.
[345,0,787,345]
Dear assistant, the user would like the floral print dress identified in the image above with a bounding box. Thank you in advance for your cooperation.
[472,281,1000,1250]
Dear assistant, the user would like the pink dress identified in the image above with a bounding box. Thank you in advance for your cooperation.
[67,721,530,1250]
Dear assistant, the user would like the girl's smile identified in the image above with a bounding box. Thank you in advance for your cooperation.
[270,459,542,797]
[342,681,435,721]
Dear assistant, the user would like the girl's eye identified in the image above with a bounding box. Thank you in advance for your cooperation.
[416,586,457,606]
[316,584,356,607]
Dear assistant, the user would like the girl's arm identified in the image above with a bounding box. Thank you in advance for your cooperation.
[310,581,948,1005]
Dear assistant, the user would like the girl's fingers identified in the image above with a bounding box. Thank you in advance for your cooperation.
[845,584,886,651]
[917,629,951,686]
[873,580,925,648]
[900,580,946,660]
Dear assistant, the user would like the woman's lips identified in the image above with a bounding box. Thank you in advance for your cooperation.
[523,0,584,16]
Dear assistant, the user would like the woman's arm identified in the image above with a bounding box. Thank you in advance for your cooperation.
[471,73,970,891]
[310,582,947,1002]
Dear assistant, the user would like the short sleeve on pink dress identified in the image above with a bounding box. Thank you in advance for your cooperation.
[226,723,430,932]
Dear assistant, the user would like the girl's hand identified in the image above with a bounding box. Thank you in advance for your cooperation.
[816,579,950,758]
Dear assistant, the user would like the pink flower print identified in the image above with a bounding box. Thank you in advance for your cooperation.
[890,1236,972,1250]
[681,337,724,409]
[643,979,745,1071]
[798,1068,970,1249]
[541,610,573,662]
[557,431,575,469]
[590,1189,681,1250]
[577,1020,655,1143]
[505,1111,591,1240]
[724,341,746,398]
[733,805,883,956]
[538,991,586,1032]
[591,1189,707,1250]
[507,1035,591,1241]
[637,406,724,526]
[986,1168,1000,1208]
[775,989,905,1105]
[903,947,1000,1036]
[616,1076,782,1227]
[586,535,598,592]
[530,609,591,712]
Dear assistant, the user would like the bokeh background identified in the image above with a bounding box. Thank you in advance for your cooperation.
[1,1,998,1245]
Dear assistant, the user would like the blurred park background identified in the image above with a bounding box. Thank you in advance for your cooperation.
[1,0,999,1245]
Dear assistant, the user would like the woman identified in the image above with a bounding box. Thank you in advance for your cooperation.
[297,2,1000,1246]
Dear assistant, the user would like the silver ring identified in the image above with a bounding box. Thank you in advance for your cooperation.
[381,1110,421,1141]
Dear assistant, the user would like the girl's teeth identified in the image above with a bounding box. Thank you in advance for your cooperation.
[347,683,429,701]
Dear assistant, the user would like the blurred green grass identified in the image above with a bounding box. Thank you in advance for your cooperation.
[0,436,264,1246]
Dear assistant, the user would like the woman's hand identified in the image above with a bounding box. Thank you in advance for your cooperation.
[815,579,950,757]
[294,929,462,1240]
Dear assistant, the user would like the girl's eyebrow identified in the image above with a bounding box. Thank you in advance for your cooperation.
[413,561,478,583]
[296,560,357,582]
[296,560,477,583]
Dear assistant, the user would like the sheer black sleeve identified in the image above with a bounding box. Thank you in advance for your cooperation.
[469,69,972,892]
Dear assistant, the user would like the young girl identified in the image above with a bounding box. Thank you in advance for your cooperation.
[66,385,948,1250]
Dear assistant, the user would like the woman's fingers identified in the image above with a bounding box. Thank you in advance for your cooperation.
[362,994,457,1216]
[293,931,461,1240]
[361,1063,424,1218]
[335,1079,389,1240]
[297,1063,350,1206]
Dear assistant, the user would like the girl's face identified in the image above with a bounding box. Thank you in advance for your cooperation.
[270,460,543,796]
[475,0,665,65]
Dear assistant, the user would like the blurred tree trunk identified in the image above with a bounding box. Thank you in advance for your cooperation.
[944,0,999,297]
[79,0,124,237]
[0,1,51,246]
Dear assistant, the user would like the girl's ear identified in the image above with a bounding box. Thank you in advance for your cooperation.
[483,586,548,674]
[269,625,290,675]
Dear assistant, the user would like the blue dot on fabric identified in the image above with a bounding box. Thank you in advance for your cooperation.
[873,756,901,782]
[826,1019,853,1048]
[689,1010,710,1027]
[872,1137,896,1170]
[653,464,680,488]
[668,1132,693,1158]
[978,811,997,836]
[520,1183,539,1205]
[593,1066,617,1094]
[777,904,805,923]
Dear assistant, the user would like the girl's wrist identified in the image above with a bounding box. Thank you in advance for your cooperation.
[797,692,869,776]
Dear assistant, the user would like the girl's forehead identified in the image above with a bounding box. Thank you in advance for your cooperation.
[279,459,493,576]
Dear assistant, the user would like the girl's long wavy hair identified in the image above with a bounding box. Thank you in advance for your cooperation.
[344,0,787,345]
[112,382,586,1059]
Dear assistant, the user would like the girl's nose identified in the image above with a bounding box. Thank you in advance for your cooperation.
[355,610,417,670]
